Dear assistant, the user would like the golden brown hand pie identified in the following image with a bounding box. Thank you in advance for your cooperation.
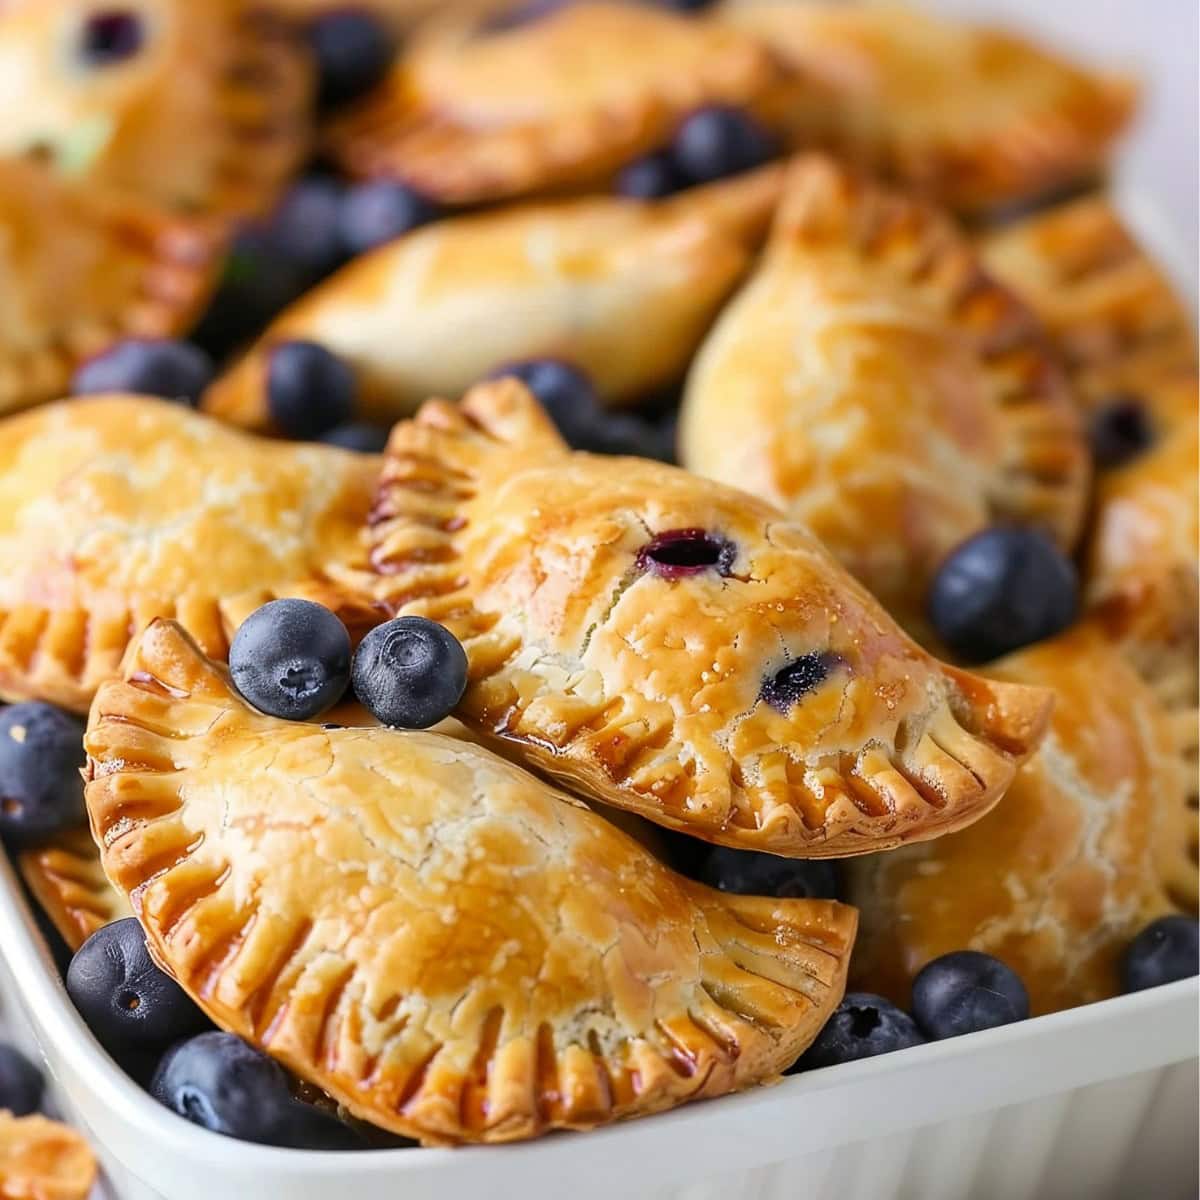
[204,167,784,429]
[846,624,1197,1017]
[981,197,1199,725]
[84,620,857,1146]
[0,0,312,217]
[18,828,133,953]
[679,155,1089,633]
[0,1112,96,1200]
[721,1,1136,215]
[324,1,790,204]
[0,396,382,714]
[0,158,224,417]
[366,377,1052,857]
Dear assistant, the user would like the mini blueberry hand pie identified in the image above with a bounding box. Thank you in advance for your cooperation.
[0,158,224,417]
[84,620,857,1145]
[367,377,1053,857]
[720,1,1136,214]
[0,1112,96,1200]
[18,829,133,953]
[324,1,789,203]
[0,0,312,216]
[204,167,784,429]
[847,624,1197,1016]
[679,155,1089,633]
[0,396,381,713]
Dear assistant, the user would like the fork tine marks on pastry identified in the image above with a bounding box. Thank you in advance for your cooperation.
[84,620,857,1144]
[203,165,786,431]
[364,378,1052,857]
[17,828,132,952]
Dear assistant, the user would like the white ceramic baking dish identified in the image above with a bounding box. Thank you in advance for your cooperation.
[0,850,1197,1200]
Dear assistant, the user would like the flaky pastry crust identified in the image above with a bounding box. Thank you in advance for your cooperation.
[0,159,225,417]
[0,396,382,713]
[847,624,1197,1015]
[85,620,857,1145]
[0,1112,96,1200]
[0,0,312,217]
[204,167,784,429]
[721,2,1136,214]
[324,2,790,203]
[366,378,1052,857]
[680,155,1089,632]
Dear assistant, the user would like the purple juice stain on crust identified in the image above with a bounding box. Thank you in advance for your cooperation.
[761,652,843,713]
[636,529,736,580]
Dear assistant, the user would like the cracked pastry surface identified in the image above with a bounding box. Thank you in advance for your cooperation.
[0,396,382,713]
[324,1,790,204]
[0,0,312,217]
[847,624,1197,1016]
[204,167,784,429]
[367,378,1053,857]
[0,1112,96,1200]
[84,620,857,1146]
[721,1,1135,214]
[0,158,225,417]
[679,155,1089,634]
[17,828,133,953]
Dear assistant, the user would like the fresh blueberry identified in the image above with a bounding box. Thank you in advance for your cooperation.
[266,341,357,438]
[792,993,926,1070]
[190,231,310,361]
[79,10,145,66]
[72,339,214,406]
[152,1032,364,1149]
[311,10,393,108]
[0,704,86,844]
[486,359,666,457]
[670,106,776,186]
[338,181,440,257]
[912,950,1030,1039]
[265,177,349,279]
[352,617,468,728]
[928,527,1078,662]
[230,600,351,720]
[318,422,390,453]
[1090,397,1155,469]
[0,1044,44,1117]
[695,847,839,900]
[616,152,684,199]
[1120,916,1199,993]
[66,919,209,1056]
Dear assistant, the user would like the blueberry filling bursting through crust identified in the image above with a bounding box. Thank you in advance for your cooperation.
[761,652,842,713]
[80,10,145,65]
[636,529,736,579]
